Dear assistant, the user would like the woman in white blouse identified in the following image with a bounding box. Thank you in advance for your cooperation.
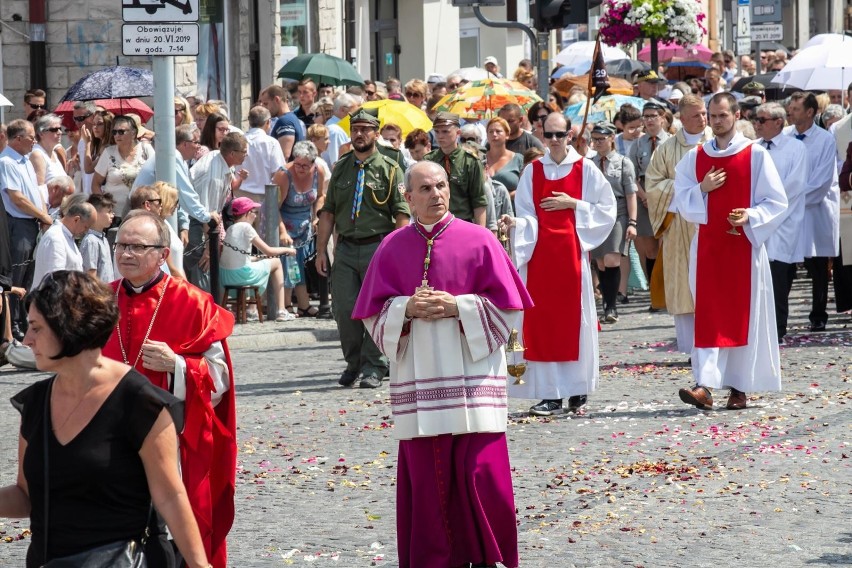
[92,115,154,218]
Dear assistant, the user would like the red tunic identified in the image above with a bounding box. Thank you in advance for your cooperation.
[694,145,753,347]
[102,275,237,568]
[523,159,584,361]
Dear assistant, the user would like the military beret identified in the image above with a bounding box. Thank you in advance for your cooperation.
[739,96,763,108]
[742,81,765,94]
[349,107,380,127]
[432,111,461,127]
[591,121,617,136]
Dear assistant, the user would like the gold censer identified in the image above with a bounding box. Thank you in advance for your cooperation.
[506,329,527,385]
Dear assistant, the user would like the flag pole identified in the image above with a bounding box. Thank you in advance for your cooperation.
[574,34,600,152]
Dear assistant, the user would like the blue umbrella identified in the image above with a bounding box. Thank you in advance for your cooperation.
[564,95,647,125]
[59,66,154,102]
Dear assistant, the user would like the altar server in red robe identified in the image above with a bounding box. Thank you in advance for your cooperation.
[500,112,616,417]
[102,211,236,568]
[672,93,787,410]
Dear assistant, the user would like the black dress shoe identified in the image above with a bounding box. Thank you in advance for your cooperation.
[617,292,629,304]
[338,370,358,386]
[648,306,662,313]
[567,395,587,412]
[808,321,827,332]
[529,399,563,416]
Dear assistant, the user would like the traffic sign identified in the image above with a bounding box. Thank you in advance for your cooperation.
[122,0,199,23]
[751,0,782,24]
[122,23,199,56]
[736,36,751,55]
[737,5,751,36]
[750,23,783,41]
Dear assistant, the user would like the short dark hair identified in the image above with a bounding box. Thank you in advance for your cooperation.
[88,192,116,210]
[6,119,32,140]
[404,128,430,149]
[25,89,46,103]
[220,132,247,155]
[709,92,740,114]
[129,185,160,210]
[25,270,118,360]
[618,104,642,124]
[788,91,818,116]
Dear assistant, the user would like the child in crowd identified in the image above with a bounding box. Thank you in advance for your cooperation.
[80,192,116,282]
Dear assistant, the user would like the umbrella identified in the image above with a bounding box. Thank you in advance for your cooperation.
[449,67,491,82]
[430,78,542,120]
[772,38,852,91]
[555,59,650,79]
[552,74,634,98]
[638,41,714,64]
[564,95,647,125]
[336,99,432,139]
[0,93,12,107]
[729,74,800,100]
[554,41,629,69]
[277,53,363,86]
[663,58,711,81]
[53,98,154,131]
[803,34,850,49]
[59,66,154,102]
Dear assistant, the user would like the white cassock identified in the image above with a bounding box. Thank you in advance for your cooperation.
[672,133,788,392]
[757,134,808,264]
[364,295,514,439]
[508,148,616,400]
[782,123,839,258]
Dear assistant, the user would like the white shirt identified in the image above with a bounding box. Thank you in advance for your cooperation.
[32,222,83,287]
[190,150,235,213]
[324,122,351,167]
[758,134,808,263]
[239,127,285,195]
[783,122,840,257]
[221,222,257,270]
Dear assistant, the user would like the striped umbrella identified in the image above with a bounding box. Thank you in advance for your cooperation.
[431,78,542,120]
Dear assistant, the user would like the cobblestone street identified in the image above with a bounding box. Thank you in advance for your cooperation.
[0,275,849,567]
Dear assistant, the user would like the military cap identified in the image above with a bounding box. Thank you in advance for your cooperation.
[739,96,763,109]
[635,70,665,83]
[591,121,617,136]
[642,101,666,112]
[349,107,380,127]
[742,81,766,95]
[432,111,461,127]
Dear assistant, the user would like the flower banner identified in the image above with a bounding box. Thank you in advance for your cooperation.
[599,0,707,49]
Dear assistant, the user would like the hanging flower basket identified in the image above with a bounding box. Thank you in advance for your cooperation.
[599,0,708,48]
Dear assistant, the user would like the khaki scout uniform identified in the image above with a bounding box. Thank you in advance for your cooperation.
[321,125,410,378]
[425,112,487,222]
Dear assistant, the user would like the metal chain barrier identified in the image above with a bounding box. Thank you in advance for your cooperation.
[221,239,309,260]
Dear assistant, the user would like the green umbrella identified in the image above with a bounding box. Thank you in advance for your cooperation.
[277,53,364,87]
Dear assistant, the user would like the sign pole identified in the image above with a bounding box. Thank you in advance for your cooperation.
[153,56,177,190]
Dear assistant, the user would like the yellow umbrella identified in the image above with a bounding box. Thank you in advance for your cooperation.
[338,99,432,139]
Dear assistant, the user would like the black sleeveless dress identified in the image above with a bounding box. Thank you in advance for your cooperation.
[11,370,183,567]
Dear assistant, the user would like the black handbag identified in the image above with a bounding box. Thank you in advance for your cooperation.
[41,378,150,568]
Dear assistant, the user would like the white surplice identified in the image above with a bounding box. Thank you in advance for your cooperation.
[672,133,788,392]
[758,134,808,264]
[507,149,616,400]
[364,294,514,440]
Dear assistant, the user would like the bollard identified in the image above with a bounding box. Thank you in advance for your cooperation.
[263,184,279,321]
[208,218,221,305]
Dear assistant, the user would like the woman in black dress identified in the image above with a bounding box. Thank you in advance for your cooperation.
[0,270,211,568]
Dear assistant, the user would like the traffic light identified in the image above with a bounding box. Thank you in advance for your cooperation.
[532,0,603,31]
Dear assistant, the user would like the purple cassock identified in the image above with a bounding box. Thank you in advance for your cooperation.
[353,214,532,568]
[352,214,532,318]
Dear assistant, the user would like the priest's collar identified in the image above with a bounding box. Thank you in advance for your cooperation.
[416,212,451,233]
[122,270,166,295]
[543,145,582,166]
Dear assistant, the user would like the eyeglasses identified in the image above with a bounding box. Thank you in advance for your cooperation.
[534,114,549,122]
[751,117,779,124]
[73,113,93,123]
[590,136,609,143]
[28,104,46,110]
[543,131,568,139]
[642,114,660,120]
[175,107,186,114]
[145,198,163,206]
[114,242,165,255]
[216,126,230,132]
[112,129,130,135]
[460,137,479,143]
[405,92,423,98]
[44,127,63,133]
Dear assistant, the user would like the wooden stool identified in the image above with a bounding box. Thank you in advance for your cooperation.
[222,286,264,324]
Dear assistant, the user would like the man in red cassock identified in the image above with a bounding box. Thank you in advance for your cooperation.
[102,210,236,568]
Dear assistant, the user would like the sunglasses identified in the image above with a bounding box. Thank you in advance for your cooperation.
[534,114,549,121]
[29,104,46,110]
[543,131,568,139]
[175,107,186,114]
[112,129,130,135]
[751,117,778,124]
[73,113,93,123]
[405,92,422,98]
[365,90,376,96]
[460,137,479,143]
[44,127,63,133]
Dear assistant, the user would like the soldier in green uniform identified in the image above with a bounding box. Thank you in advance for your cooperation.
[425,112,488,225]
[316,108,410,389]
